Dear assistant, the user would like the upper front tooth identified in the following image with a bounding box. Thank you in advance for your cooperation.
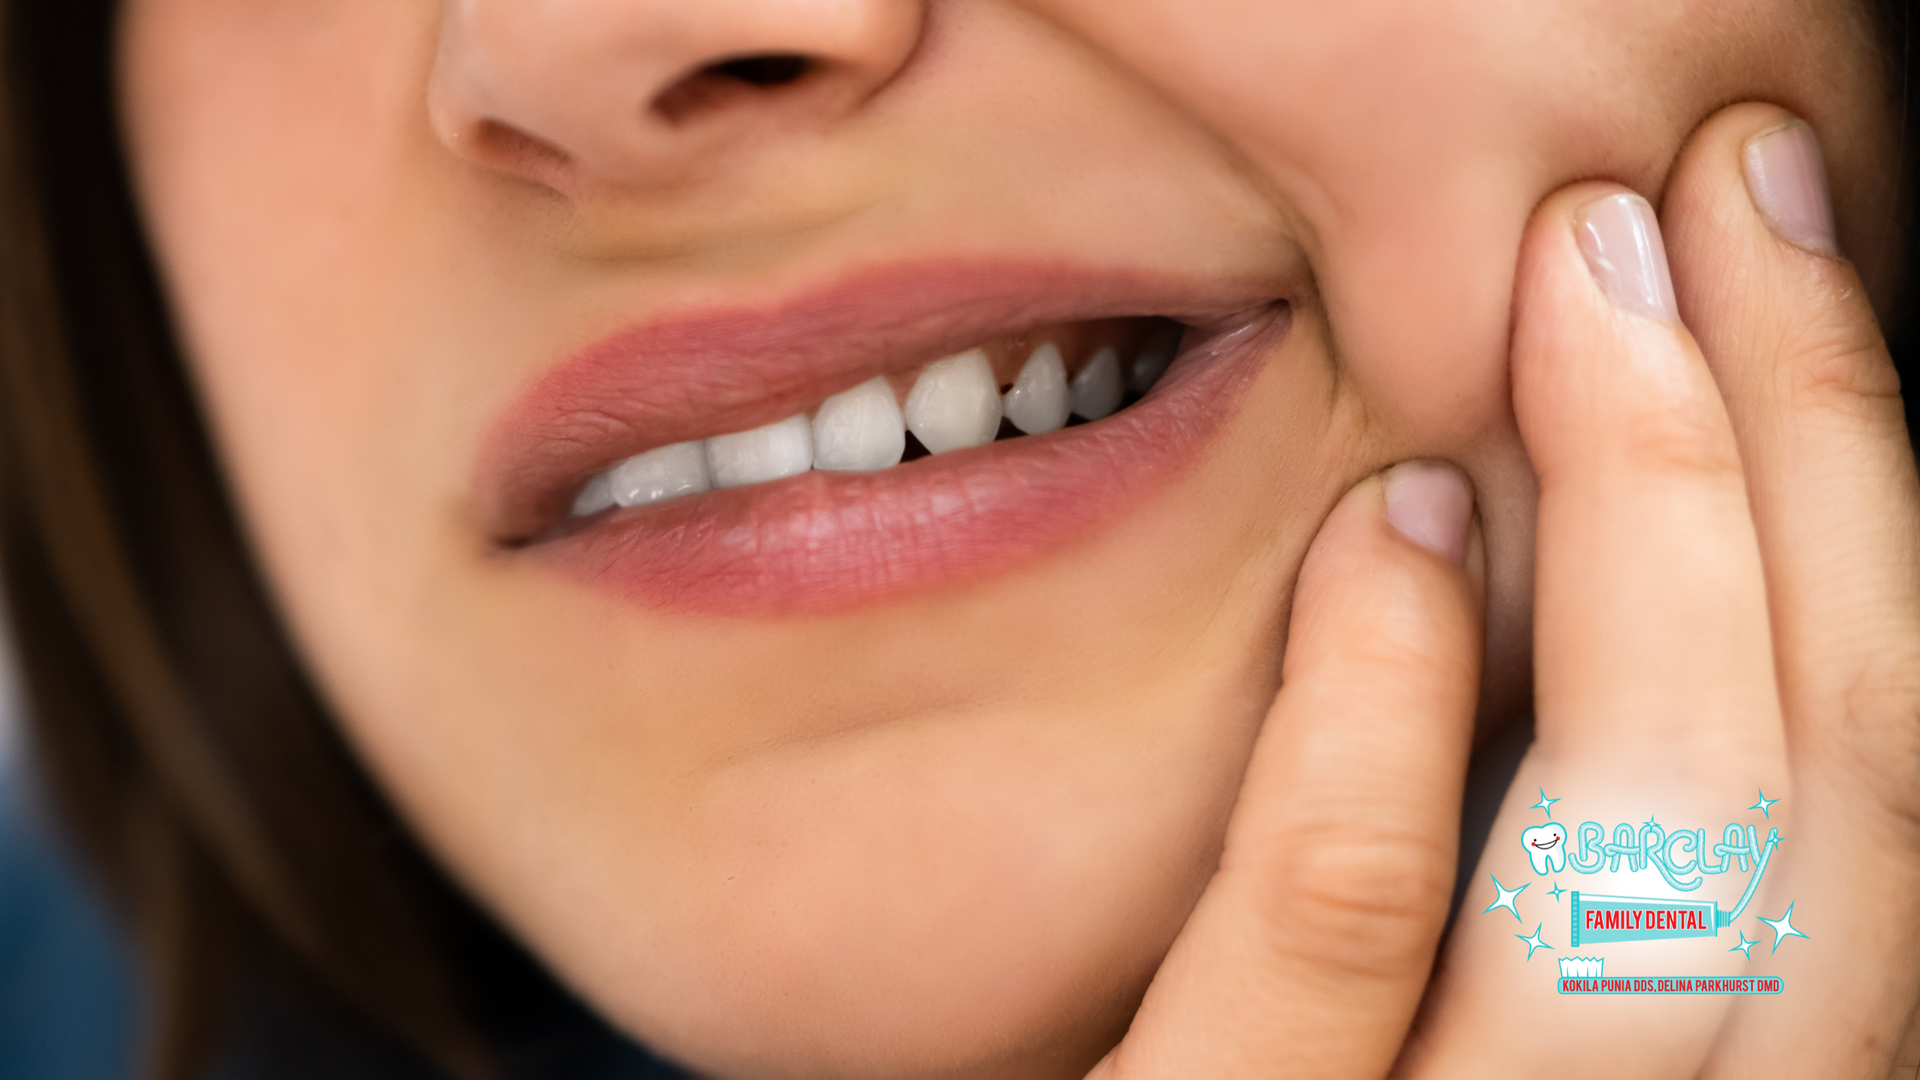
[812,376,905,472]
[607,440,712,507]
[904,349,1002,453]
[706,415,814,489]
[1002,342,1069,435]
[1069,346,1123,421]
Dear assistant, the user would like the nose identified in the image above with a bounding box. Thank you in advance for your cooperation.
[429,0,924,193]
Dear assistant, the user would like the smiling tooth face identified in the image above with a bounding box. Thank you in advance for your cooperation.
[1522,823,1568,875]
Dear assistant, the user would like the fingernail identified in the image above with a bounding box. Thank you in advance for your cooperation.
[1575,192,1679,322]
[1383,461,1473,568]
[1744,121,1839,257]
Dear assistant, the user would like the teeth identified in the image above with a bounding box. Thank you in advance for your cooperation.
[904,349,1002,453]
[569,324,1181,517]
[1522,823,1568,875]
[706,415,814,489]
[1002,343,1070,435]
[1128,325,1180,394]
[571,471,617,516]
[608,440,712,507]
[1069,346,1123,421]
[812,376,905,472]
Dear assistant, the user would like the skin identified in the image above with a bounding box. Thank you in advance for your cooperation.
[117,0,1914,1076]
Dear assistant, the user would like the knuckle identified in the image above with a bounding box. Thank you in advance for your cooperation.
[1775,331,1904,431]
[1253,824,1451,983]
[1829,650,1920,848]
[1613,395,1745,486]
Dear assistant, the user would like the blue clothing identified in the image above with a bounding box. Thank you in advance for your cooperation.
[0,766,137,1080]
[0,761,687,1080]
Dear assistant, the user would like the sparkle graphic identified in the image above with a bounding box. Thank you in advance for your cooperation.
[1547,881,1566,903]
[1750,788,1780,819]
[1516,923,1553,960]
[1759,903,1808,953]
[1531,788,1561,819]
[1728,929,1758,960]
[1643,813,1659,828]
[1484,875,1527,921]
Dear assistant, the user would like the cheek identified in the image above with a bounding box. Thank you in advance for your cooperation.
[1320,204,1545,729]
[119,0,461,606]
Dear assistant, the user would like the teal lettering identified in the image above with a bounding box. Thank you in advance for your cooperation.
[1649,825,1703,891]
[1696,828,1726,875]
[1714,823,1755,873]
[1603,823,1644,872]
[1569,822,1606,873]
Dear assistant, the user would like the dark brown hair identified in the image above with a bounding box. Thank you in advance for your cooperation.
[0,0,497,1075]
[0,1,1912,1079]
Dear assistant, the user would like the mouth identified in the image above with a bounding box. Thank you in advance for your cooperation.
[476,262,1288,613]
[1531,838,1560,850]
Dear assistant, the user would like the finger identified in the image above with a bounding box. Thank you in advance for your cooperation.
[1091,462,1483,1080]
[1399,183,1788,1079]
[1517,183,1786,786]
[1658,103,1920,1079]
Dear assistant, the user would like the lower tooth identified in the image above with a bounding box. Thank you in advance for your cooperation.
[608,440,712,507]
[812,376,905,471]
[905,349,1002,453]
[1069,346,1123,420]
[706,415,814,489]
[1002,342,1069,435]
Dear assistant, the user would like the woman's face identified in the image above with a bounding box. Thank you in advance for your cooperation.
[119,1,1892,1076]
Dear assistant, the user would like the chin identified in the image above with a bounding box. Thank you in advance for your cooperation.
[494,650,1278,1080]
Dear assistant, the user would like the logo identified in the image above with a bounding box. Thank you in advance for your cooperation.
[1483,788,1804,995]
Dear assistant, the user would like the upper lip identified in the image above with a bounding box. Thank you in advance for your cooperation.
[473,260,1280,541]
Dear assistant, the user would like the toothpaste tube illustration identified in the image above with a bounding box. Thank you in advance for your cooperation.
[1572,892,1721,944]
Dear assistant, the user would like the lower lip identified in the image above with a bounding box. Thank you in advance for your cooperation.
[527,305,1288,614]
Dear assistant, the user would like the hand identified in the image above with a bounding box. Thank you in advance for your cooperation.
[1085,100,1920,1079]
[1087,435,1491,1069]
[1399,103,1920,1078]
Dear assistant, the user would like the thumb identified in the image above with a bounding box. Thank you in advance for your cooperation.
[1092,462,1485,1079]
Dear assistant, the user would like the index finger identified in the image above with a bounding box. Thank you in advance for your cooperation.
[1094,463,1483,1079]
[1401,181,1788,1079]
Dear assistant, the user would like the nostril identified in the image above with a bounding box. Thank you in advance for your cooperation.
[469,119,573,187]
[709,54,811,87]
[653,53,817,125]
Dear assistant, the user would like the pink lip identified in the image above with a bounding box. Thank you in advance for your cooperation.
[476,262,1288,614]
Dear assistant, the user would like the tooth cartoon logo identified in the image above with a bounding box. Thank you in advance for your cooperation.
[1522,823,1568,874]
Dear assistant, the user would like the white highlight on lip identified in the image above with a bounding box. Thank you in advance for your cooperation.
[812,376,906,472]
[905,349,1002,453]
[706,415,814,489]
[1522,823,1568,875]
[1069,346,1123,421]
[1002,343,1070,435]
